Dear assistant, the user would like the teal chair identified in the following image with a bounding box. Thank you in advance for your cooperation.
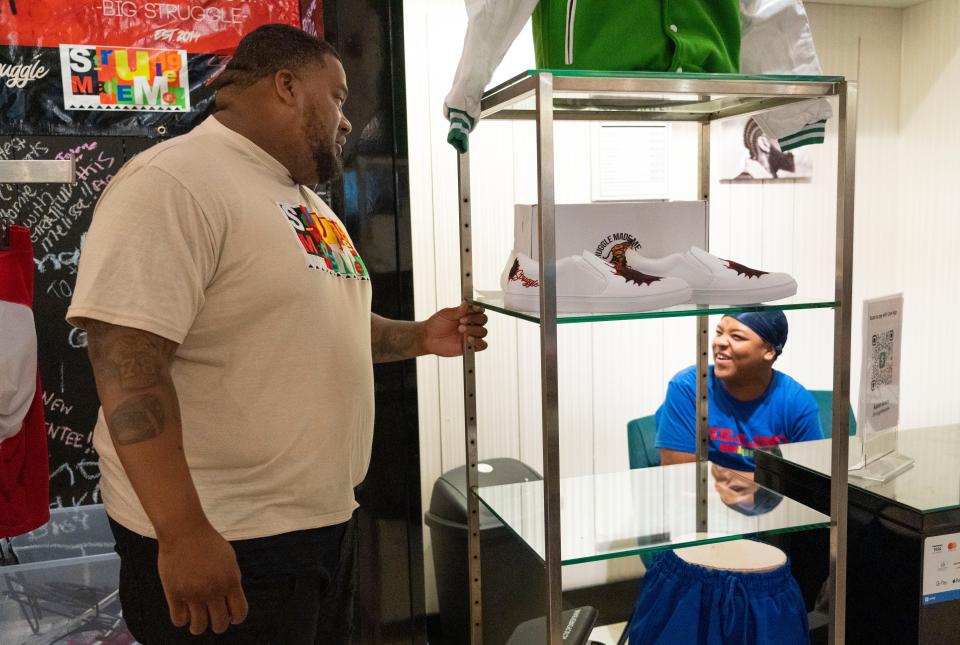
[626,390,855,470]
[627,416,660,470]
[809,390,857,438]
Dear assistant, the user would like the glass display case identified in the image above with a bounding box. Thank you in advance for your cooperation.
[456,70,856,644]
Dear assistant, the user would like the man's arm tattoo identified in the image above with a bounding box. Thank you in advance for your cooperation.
[84,320,179,445]
[114,335,166,389]
[370,315,422,363]
[109,394,166,445]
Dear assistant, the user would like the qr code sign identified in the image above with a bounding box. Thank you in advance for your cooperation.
[870,330,895,391]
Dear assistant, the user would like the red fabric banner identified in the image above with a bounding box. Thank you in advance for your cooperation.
[0,0,300,54]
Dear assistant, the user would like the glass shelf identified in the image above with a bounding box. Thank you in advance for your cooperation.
[762,425,960,514]
[481,70,844,121]
[478,461,829,565]
[472,291,837,325]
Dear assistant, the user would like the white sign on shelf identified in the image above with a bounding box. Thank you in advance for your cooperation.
[851,293,913,482]
[859,294,903,437]
[590,122,670,201]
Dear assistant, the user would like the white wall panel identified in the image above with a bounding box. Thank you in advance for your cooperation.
[898,0,960,426]
[807,3,905,409]
[402,1,441,612]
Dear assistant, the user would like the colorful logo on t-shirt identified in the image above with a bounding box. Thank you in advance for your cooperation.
[277,202,369,279]
[710,426,786,460]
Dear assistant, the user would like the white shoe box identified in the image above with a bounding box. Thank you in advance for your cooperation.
[514,201,706,261]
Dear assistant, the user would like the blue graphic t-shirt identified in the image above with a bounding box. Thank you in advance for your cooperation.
[655,366,823,471]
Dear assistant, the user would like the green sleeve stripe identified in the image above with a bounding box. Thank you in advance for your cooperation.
[780,136,824,152]
[447,108,476,128]
[779,125,827,143]
[449,116,473,132]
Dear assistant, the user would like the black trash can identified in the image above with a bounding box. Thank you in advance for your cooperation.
[425,458,545,645]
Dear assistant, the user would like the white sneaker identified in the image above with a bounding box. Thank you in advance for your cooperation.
[624,247,797,305]
[502,250,692,313]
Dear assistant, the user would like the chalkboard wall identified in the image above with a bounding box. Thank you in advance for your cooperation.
[1,134,154,508]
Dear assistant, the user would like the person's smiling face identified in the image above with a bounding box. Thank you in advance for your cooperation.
[712,316,776,382]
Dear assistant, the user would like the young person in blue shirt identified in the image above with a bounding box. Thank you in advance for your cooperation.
[627,310,819,645]
[656,310,823,478]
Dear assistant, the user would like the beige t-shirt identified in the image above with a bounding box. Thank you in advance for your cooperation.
[67,116,374,540]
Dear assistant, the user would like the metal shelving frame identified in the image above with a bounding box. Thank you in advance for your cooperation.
[456,71,856,645]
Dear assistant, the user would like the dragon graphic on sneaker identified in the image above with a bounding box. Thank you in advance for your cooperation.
[611,263,663,287]
[597,241,663,287]
[723,259,769,280]
[625,247,797,305]
[500,250,691,313]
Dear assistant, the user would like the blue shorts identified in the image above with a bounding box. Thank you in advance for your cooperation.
[628,549,809,645]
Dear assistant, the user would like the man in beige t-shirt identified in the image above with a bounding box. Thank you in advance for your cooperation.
[67,24,488,645]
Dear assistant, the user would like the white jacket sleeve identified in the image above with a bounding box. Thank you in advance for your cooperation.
[443,0,540,153]
[740,0,833,148]
[0,301,37,443]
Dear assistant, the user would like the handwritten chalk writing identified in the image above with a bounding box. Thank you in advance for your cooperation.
[0,137,27,159]
[0,59,51,88]
[0,138,53,162]
[48,462,76,487]
[0,184,38,221]
[68,328,88,349]
[0,138,126,509]
[54,141,98,161]
[27,140,51,159]
[27,192,97,250]
[42,391,75,416]
[37,183,73,213]
[75,150,116,181]
[49,459,100,485]
[39,222,72,253]
[28,140,50,159]
[7,141,110,255]
[45,279,74,299]
[35,247,81,274]
[76,459,99,479]
[47,423,85,448]
[49,487,102,508]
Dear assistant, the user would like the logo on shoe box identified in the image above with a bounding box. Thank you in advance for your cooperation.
[594,233,641,267]
[592,233,661,287]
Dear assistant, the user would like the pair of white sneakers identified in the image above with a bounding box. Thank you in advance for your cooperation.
[501,247,797,313]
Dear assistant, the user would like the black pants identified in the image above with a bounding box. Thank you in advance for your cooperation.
[109,515,356,645]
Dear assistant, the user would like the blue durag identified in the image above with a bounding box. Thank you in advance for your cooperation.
[730,310,788,356]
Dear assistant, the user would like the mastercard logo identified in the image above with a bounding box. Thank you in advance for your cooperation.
[949,543,957,551]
